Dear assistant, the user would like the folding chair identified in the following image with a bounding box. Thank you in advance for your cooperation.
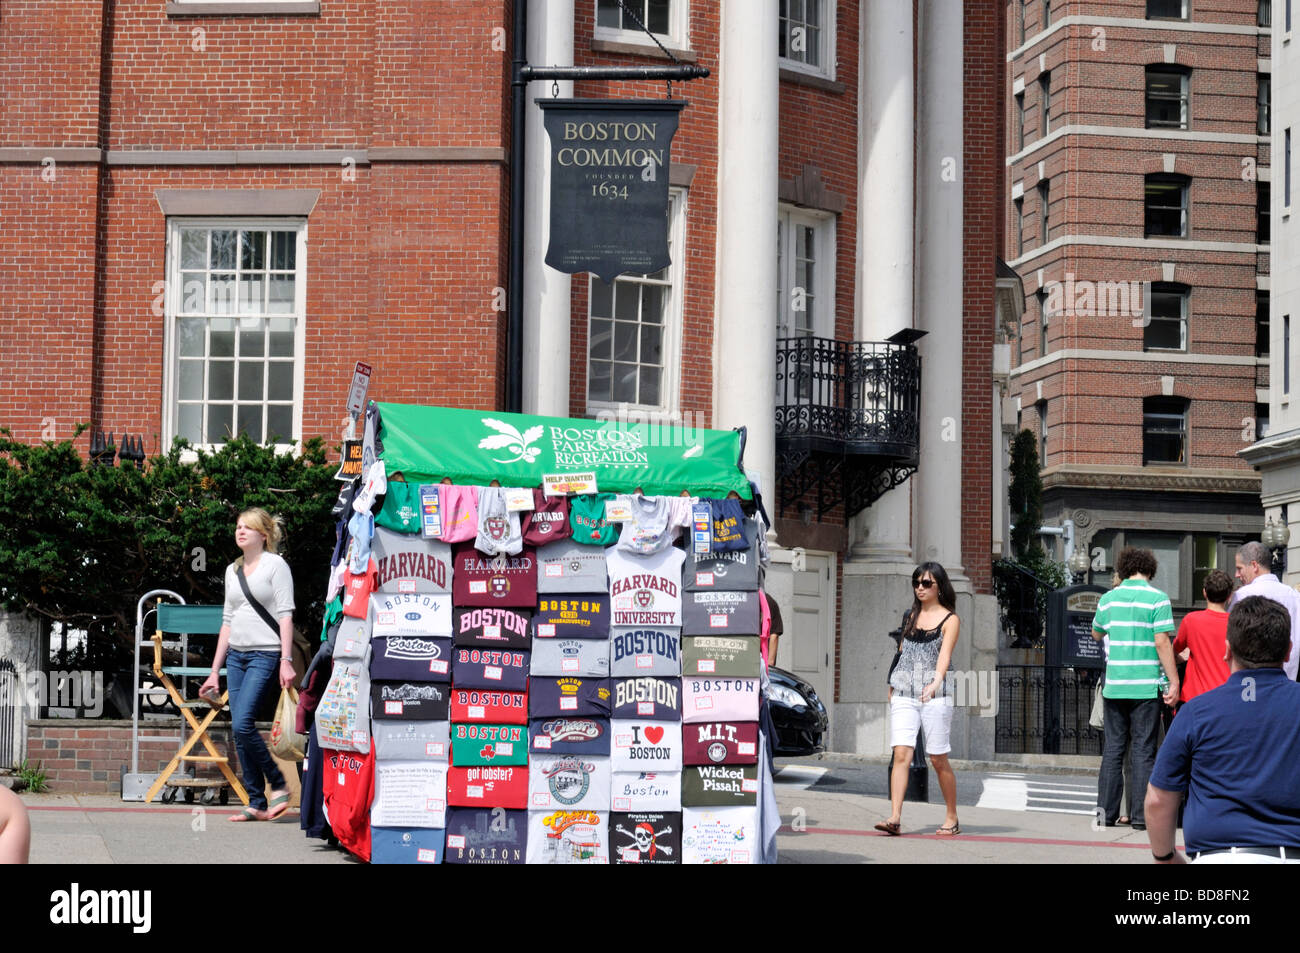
[143,603,248,806]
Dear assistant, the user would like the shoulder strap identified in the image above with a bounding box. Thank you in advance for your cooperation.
[936,611,956,629]
[237,564,283,638]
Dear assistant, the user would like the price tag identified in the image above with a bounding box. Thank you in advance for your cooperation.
[468,705,485,719]
[560,697,578,711]
[469,581,487,594]
[710,614,729,628]
[562,658,580,672]
[731,849,750,864]
[697,659,716,673]
[694,696,713,711]
[613,797,630,811]
[399,580,416,593]
[532,792,549,806]
[466,785,484,799]
[545,564,563,577]
[695,572,715,587]
[484,666,503,681]
[538,624,556,637]
[635,654,652,669]
[417,848,438,863]
[483,624,501,639]
[384,701,403,715]
[637,702,653,715]
[497,742,514,756]
[426,798,445,812]
[742,778,759,793]
[621,847,640,862]
[534,735,552,749]
[429,660,448,675]
[447,835,466,849]
[426,742,445,757]
[604,499,634,522]
[505,487,534,511]
[614,733,632,747]
[737,742,755,756]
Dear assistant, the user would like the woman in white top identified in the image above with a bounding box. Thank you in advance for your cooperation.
[200,508,296,821]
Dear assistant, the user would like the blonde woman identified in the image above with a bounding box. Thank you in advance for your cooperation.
[200,508,296,821]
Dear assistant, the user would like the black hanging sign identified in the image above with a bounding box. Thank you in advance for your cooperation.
[539,98,686,284]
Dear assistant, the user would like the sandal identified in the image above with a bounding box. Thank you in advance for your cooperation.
[936,823,961,836]
[229,807,266,822]
[873,820,902,836]
[1117,816,1131,826]
[266,791,291,820]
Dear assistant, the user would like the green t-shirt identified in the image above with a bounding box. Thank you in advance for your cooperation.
[569,492,618,546]
[1094,578,1174,700]
[375,480,422,533]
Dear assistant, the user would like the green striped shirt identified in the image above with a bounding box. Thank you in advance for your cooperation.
[1094,579,1173,700]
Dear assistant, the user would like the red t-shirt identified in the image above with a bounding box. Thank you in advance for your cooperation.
[1172,609,1231,703]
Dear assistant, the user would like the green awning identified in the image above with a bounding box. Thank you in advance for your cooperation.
[375,403,752,499]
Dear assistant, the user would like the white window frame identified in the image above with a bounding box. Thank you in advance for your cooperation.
[162,217,307,452]
[585,189,686,417]
[593,0,691,53]
[778,0,836,82]
[776,205,836,341]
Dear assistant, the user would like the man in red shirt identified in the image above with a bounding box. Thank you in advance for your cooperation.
[1173,569,1232,706]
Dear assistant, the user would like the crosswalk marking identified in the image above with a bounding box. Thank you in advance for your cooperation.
[774,765,828,790]
[980,774,1096,816]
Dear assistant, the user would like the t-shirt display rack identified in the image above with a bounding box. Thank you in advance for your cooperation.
[308,401,780,864]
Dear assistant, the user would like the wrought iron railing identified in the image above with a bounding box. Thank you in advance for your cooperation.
[774,337,922,460]
[996,664,1103,756]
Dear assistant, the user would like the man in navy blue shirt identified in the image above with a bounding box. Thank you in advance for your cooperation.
[1146,596,1300,863]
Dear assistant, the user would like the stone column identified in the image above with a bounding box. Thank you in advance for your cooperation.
[714,0,779,503]
[522,0,575,417]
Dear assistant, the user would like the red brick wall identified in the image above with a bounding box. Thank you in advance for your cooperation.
[25,719,276,795]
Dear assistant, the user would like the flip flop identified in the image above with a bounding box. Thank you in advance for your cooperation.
[873,820,901,836]
[229,807,266,822]
[1117,816,1131,826]
[935,823,961,836]
[266,791,291,820]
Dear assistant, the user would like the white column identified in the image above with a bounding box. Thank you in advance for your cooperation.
[850,0,914,563]
[913,0,965,573]
[522,0,575,417]
[714,0,779,503]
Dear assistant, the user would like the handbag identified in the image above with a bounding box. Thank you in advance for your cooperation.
[270,686,307,760]
[1089,680,1105,729]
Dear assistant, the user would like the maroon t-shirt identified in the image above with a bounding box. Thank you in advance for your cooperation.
[522,488,573,546]
[452,544,537,607]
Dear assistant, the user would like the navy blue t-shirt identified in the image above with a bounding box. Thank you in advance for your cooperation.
[1150,668,1300,853]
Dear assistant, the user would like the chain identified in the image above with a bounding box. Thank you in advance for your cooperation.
[617,0,681,65]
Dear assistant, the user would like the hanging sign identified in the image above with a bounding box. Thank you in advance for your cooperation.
[539,99,686,284]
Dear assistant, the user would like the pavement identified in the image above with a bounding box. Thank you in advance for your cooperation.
[15,753,1167,865]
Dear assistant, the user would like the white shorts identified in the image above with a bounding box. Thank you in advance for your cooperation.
[889,695,955,755]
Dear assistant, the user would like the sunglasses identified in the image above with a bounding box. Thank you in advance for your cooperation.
[914,579,936,590]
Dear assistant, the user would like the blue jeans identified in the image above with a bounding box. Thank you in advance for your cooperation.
[226,649,286,811]
[1098,696,1161,826]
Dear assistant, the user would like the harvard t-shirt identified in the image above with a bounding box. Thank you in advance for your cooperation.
[607,547,685,627]
[521,488,572,546]
[452,545,537,608]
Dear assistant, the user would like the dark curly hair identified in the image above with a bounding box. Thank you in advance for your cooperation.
[1115,546,1158,580]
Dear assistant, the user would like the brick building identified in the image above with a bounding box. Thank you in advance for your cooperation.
[1005,0,1268,610]
[2,0,1008,768]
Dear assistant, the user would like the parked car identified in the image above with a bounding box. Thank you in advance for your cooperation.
[766,666,828,756]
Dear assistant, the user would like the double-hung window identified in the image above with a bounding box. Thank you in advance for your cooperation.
[166,220,305,448]
[1144,283,1188,351]
[775,206,836,403]
[1145,174,1190,237]
[1145,67,1190,130]
[1143,397,1189,465]
[595,0,689,51]
[778,0,834,80]
[587,190,685,414]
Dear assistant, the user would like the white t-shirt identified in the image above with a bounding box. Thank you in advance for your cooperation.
[616,494,693,555]
[222,552,295,651]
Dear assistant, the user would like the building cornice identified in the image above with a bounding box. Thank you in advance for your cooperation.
[1041,464,1261,494]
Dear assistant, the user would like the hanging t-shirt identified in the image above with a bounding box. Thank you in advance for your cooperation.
[446,764,529,810]
[612,676,682,721]
[443,807,527,865]
[372,527,452,594]
[353,459,387,516]
[332,614,371,662]
[681,721,760,766]
[316,654,372,754]
[322,747,375,862]
[528,716,611,755]
[681,764,759,807]
[610,627,682,677]
[451,686,529,725]
[610,720,683,772]
[528,754,611,812]
[611,811,681,865]
[532,596,610,640]
[452,544,537,607]
[683,519,761,591]
[373,720,450,762]
[370,680,450,721]
[681,806,758,865]
[521,488,572,546]
[682,589,761,635]
[453,606,532,649]
[707,498,748,552]
[345,509,374,575]
[439,485,480,543]
[607,547,685,627]
[370,826,445,865]
[682,676,760,723]
[609,771,681,813]
[536,538,609,593]
[530,677,612,717]
[527,809,610,865]
[370,760,448,829]
[615,494,694,555]
[569,492,619,546]
[450,723,528,767]
[370,592,452,638]
[474,485,524,557]
[452,645,530,692]
[369,635,452,682]
[530,637,610,677]
[683,635,762,678]
[375,480,422,534]
[340,557,379,620]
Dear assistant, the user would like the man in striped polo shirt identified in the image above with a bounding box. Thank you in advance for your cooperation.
[1092,547,1180,831]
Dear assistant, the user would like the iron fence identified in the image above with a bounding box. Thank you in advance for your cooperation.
[0,658,20,770]
[996,664,1103,756]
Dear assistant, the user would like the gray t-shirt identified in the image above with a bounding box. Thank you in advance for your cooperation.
[222,552,295,651]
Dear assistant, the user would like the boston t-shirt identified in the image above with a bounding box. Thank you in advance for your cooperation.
[610,720,683,772]
[450,686,529,725]
[373,720,450,762]
[569,492,619,546]
[528,716,611,755]
[612,676,682,721]
[530,677,612,717]
[452,606,532,649]
[530,637,610,677]
[452,645,530,692]
[610,627,682,677]
[532,596,611,640]
[370,680,450,721]
[369,635,452,682]
[443,807,527,865]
